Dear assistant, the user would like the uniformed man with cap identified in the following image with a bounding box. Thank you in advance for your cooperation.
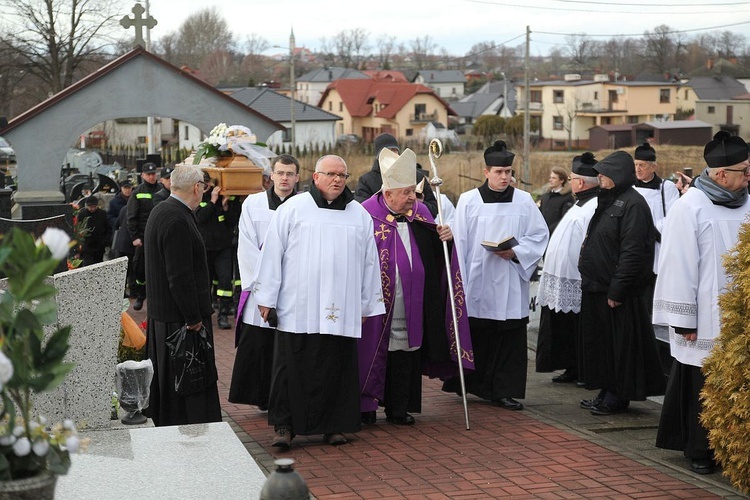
[653,131,750,475]
[444,140,548,411]
[578,150,665,416]
[154,166,173,205]
[77,195,111,267]
[126,162,162,310]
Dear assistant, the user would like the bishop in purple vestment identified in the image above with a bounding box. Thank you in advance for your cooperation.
[359,147,474,426]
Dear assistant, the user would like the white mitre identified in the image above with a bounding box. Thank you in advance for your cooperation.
[380,147,417,190]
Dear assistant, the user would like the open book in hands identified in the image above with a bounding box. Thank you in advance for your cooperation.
[481,236,518,251]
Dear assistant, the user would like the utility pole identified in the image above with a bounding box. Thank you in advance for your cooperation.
[523,26,530,186]
[145,0,155,155]
[289,29,296,156]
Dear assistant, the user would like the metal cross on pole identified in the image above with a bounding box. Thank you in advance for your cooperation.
[120,3,157,49]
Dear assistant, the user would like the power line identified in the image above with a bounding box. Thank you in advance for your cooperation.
[459,33,526,59]
[464,0,750,14]
[535,20,750,37]
[556,0,748,5]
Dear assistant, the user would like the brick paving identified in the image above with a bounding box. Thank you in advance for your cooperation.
[128,301,746,499]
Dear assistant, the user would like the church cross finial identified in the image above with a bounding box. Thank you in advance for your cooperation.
[120,3,157,48]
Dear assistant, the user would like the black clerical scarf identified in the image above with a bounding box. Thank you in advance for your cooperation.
[309,182,355,210]
[266,187,296,211]
[574,187,598,207]
[478,180,514,203]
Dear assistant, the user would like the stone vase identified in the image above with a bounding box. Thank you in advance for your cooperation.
[0,471,57,500]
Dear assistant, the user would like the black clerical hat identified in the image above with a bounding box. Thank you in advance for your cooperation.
[571,152,598,177]
[704,131,749,168]
[634,142,656,161]
[484,140,515,167]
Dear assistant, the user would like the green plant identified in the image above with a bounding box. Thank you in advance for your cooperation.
[701,220,750,494]
[0,227,81,480]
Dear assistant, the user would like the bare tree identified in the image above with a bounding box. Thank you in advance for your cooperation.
[166,7,234,68]
[410,35,437,69]
[715,30,746,59]
[555,94,583,151]
[643,25,676,76]
[376,34,396,70]
[564,34,593,73]
[330,28,369,69]
[241,34,270,85]
[0,0,121,95]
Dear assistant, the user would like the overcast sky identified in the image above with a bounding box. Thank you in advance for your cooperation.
[137,0,750,57]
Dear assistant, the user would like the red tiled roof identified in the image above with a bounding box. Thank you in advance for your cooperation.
[362,70,408,82]
[320,79,456,119]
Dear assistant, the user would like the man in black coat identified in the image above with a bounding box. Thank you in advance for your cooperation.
[77,196,111,267]
[143,165,221,427]
[577,150,666,415]
[107,180,133,229]
[355,133,438,216]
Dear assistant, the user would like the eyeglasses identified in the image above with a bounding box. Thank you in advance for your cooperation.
[273,171,298,178]
[196,180,210,192]
[724,166,750,175]
[316,171,350,180]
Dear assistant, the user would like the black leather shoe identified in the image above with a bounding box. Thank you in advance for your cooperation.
[552,370,578,383]
[496,398,524,411]
[324,433,348,445]
[217,314,231,330]
[272,428,293,449]
[386,413,415,425]
[133,298,144,311]
[361,411,376,425]
[690,459,716,475]
[590,401,628,416]
[579,397,603,410]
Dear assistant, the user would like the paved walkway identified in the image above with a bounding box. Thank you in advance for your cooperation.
[129,301,747,499]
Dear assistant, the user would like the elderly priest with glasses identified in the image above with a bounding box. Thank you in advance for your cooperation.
[250,154,385,450]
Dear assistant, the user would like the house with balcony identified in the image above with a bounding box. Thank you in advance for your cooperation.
[515,74,678,149]
[318,78,456,143]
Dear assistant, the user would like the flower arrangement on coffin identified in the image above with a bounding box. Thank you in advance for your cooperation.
[192,123,275,171]
[0,228,83,487]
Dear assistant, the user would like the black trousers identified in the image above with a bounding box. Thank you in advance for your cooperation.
[384,349,422,418]
[132,245,146,299]
[206,246,233,308]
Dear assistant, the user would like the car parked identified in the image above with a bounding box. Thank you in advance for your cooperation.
[336,134,361,145]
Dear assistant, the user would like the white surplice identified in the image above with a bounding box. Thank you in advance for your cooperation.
[237,191,275,327]
[633,180,679,273]
[653,186,750,367]
[454,188,549,321]
[251,192,385,338]
[537,196,597,314]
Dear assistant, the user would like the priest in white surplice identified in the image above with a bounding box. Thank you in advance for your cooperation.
[632,142,680,375]
[228,154,299,411]
[443,140,549,411]
[535,153,599,385]
[653,131,750,476]
[251,155,385,449]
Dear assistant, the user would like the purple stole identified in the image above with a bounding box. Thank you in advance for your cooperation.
[359,194,474,412]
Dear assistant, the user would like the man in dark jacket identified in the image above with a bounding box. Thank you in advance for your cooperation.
[577,150,666,415]
[153,166,173,205]
[77,196,111,267]
[355,133,438,216]
[126,162,162,310]
[107,180,133,229]
[143,165,221,427]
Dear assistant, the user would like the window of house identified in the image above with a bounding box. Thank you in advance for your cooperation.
[530,90,542,103]
[660,89,670,103]
[414,103,426,119]
[328,101,332,111]
[594,91,599,100]
[685,90,688,99]
[627,115,639,123]
[553,90,564,103]
[282,128,292,142]
[184,125,189,140]
[406,129,413,136]
[553,116,563,130]
[708,106,716,114]
[339,102,343,112]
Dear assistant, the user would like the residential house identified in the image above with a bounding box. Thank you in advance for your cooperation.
[414,70,467,100]
[451,80,516,133]
[318,78,457,143]
[676,76,747,116]
[516,74,678,149]
[179,87,341,151]
[694,93,750,137]
[296,67,369,106]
